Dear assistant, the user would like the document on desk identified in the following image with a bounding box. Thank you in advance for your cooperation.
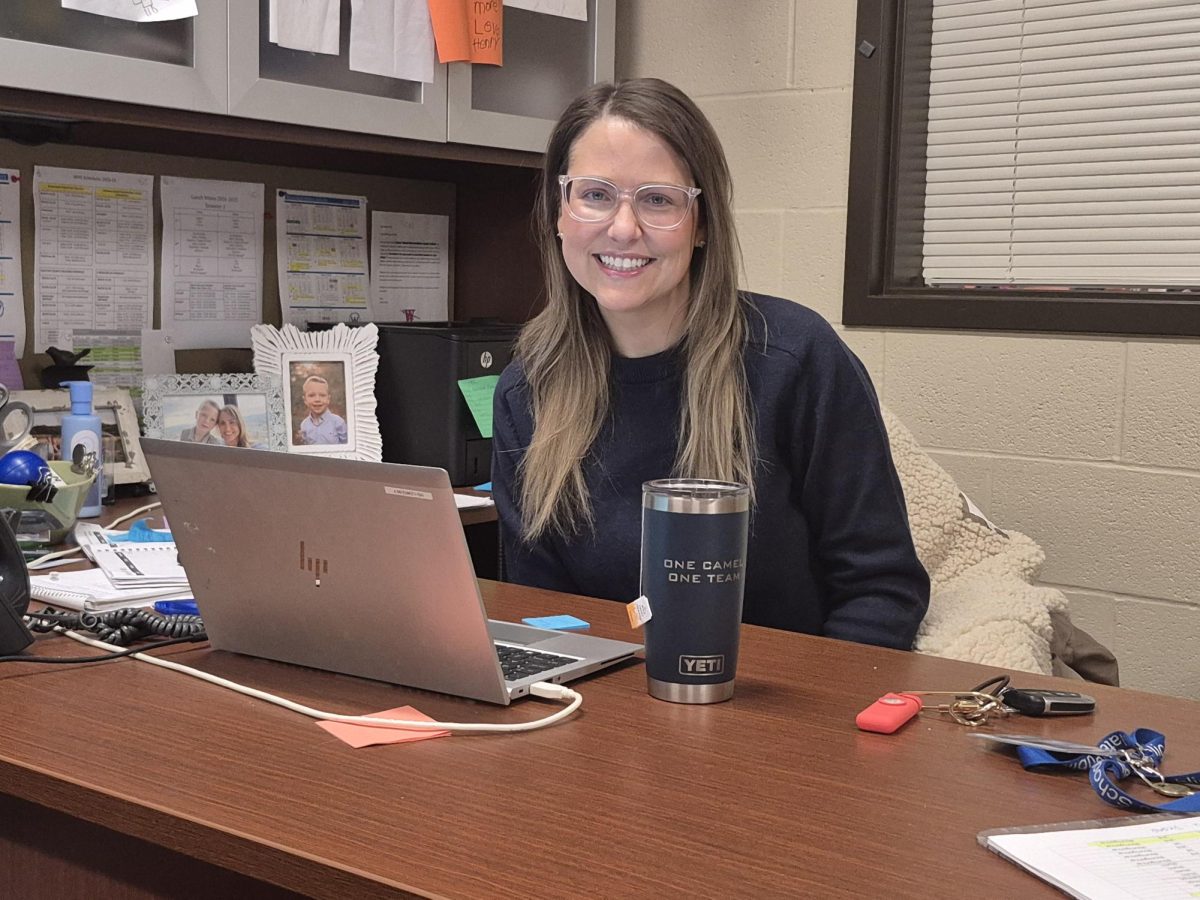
[161,177,264,349]
[276,190,369,328]
[369,210,448,322]
[981,814,1200,899]
[0,169,26,358]
[33,166,153,354]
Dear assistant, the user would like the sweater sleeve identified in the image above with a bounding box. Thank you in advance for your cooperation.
[789,326,930,650]
[491,367,581,595]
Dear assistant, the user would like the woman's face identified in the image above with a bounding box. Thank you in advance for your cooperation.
[217,410,240,446]
[557,117,703,344]
[196,405,218,433]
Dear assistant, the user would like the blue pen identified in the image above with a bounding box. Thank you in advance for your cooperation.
[154,600,199,616]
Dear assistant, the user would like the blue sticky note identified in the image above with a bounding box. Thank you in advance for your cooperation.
[474,482,492,492]
[522,614,590,631]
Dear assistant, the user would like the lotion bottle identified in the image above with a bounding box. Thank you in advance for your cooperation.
[61,381,103,518]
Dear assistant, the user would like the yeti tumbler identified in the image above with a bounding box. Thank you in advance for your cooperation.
[640,479,750,703]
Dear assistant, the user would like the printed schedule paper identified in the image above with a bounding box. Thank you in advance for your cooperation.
[33,166,153,354]
[0,169,25,357]
[276,190,369,328]
[983,815,1200,899]
[161,176,264,349]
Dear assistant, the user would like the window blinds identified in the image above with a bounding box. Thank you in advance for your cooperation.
[923,0,1200,287]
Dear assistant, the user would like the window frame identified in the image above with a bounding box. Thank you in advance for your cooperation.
[843,0,1200,338]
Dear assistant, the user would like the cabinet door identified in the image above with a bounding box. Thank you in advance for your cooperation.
[0,0,227,114]
[229,0,447,143]
[446,0,614,153]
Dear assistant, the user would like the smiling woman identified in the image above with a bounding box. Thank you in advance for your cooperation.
[490,77,932,652]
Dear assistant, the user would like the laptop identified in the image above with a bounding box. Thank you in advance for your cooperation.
[141,439,642,704]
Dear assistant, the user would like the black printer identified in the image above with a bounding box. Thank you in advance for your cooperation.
[374,322,521,485]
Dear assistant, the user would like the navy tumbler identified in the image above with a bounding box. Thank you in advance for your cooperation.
[640,479,750,703]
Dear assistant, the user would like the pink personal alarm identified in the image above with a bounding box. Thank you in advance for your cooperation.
[855,692,922,733]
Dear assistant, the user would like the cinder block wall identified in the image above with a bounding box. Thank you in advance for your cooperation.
[615,0,1200,699]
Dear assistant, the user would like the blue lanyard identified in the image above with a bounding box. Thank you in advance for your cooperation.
[1016,728,1200,813]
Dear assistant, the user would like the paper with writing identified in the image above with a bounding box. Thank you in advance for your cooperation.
[427,0,502,64]
[368,210,448,322]
[62,0,198,23]
[0,170,26,357]
[161,176,264,349]
[33,166,153,354]
[270,0,340,54]
[276,190,369,328]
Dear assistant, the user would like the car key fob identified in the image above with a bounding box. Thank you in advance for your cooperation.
[1000,687,1096,716]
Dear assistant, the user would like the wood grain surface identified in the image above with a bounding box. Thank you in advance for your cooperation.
[2,572,1198,898]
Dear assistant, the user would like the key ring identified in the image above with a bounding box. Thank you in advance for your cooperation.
[901,690,1011,726]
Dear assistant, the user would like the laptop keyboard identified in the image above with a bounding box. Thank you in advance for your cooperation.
[495,643,578,682]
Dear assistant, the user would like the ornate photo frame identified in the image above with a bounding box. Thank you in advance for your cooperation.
[250,323,381,461]
[13,386,150,485]
[141,373,288,452]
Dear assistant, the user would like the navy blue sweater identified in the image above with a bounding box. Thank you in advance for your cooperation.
[491,294,929,650]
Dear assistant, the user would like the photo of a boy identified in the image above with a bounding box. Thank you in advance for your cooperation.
[298,375,347,445]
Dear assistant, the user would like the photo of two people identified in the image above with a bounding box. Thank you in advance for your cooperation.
[171,395,268,450]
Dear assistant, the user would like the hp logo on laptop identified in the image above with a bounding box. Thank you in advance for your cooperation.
[299,541,328,587]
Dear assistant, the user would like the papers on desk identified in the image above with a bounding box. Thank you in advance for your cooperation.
[980,814,1200,899]
[454,493,494,510]
[29,568,191,611]
[41,521,192,608]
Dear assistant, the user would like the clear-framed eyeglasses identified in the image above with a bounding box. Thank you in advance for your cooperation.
[558,175,701,230]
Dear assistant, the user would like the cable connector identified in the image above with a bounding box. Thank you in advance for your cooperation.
[530,681,576,701]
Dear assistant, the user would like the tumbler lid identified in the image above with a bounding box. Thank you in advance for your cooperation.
[642,479,750,514]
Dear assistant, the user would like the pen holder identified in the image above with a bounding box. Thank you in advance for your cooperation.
[0,461,95,544]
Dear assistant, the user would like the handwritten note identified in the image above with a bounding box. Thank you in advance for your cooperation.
[62,0,198,22]
[427,0,502,64]
[458,375,499,438]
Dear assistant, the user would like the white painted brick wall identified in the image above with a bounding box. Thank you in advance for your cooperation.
[616,0,1200,699]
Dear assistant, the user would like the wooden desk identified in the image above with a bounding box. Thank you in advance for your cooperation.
[2,581,1198,899]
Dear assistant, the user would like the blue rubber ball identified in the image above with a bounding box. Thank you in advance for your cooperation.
[0,449,51,487]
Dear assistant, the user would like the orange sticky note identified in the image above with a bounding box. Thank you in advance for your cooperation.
[317,706,450,748]
[427,0,502,64]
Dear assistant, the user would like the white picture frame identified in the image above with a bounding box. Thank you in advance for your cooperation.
[250,323,381,461]
[13,386,150,485]
[141,373,288,451]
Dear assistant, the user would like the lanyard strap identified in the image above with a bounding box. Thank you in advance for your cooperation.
[1016,729,1200,812]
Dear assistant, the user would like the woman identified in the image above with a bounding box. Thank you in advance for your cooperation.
[216,404,265,450]
[180,400,222,444]
[491,78,929,650]
[216,405,249,448]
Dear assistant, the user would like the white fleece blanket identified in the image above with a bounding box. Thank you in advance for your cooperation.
[882,408,1067,675]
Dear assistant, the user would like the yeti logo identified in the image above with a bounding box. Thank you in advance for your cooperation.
[480,351,494,368]
[679,655,724,676]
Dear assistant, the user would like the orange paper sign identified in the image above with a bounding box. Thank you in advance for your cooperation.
[427,0,503,65]
[317,706,451,748]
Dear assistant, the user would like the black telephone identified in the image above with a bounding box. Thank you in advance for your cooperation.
[0,511,33,655]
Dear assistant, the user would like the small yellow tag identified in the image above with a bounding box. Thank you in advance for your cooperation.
[626,595,652,628]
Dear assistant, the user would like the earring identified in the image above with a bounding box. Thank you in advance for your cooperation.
[557,232,564,238]
[696,240,706,248]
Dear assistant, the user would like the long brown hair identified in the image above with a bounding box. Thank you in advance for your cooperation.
[518,78,755,540]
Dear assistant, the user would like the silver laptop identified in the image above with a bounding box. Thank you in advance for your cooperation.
[142,439,641,704]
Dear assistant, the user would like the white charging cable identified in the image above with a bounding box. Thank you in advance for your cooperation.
[59,629,582,733]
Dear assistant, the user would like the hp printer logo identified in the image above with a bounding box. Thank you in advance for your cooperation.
[299,541,328,587]
[480,351,494,369]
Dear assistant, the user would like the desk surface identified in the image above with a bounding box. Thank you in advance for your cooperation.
[3,580,1198,899]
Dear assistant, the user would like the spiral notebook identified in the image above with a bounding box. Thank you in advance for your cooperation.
[30,568,192,611]
[87,543,189,588]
